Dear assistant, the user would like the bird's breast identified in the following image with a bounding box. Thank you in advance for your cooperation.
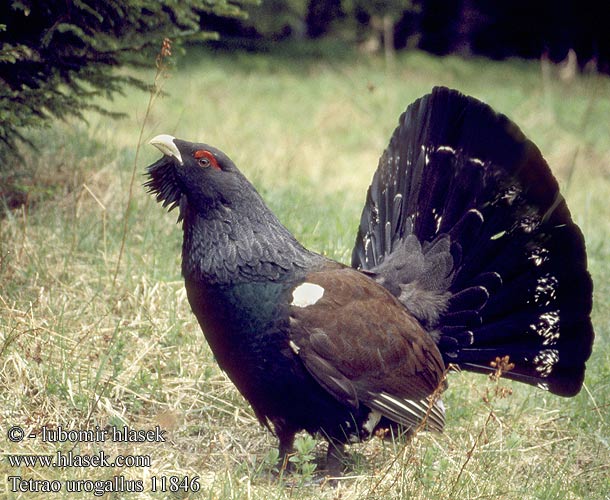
[184,279,297,385]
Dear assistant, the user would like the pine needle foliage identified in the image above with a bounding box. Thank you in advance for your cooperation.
[0,0,249,164]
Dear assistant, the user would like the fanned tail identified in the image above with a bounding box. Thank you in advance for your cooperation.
[352,87,594,397]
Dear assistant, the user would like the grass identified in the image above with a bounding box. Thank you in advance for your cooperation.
[1,43,609,499]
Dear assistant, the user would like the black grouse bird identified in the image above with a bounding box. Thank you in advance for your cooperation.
[145,87,594,477]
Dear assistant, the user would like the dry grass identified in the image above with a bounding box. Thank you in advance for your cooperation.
[1,45,609,499]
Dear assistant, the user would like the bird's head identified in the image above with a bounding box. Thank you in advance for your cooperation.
[145,134,248,215]
[145,134,313,282]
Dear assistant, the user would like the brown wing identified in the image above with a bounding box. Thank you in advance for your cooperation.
[288,266,447,431]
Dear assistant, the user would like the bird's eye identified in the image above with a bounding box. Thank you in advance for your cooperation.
[193,149,221,170]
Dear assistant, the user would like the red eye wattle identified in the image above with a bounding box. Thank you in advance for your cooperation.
[193,150,220,170]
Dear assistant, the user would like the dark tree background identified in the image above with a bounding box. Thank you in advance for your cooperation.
[208,0,609,72]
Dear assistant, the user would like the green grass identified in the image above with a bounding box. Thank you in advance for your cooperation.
[1,44,609,499]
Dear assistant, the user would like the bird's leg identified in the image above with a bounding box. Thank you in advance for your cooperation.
[325,439,346,479]
[276,429,295,474]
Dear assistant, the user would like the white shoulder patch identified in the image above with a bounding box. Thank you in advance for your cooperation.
[291,282,325,308]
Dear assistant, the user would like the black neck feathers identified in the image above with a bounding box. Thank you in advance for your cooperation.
[180,190,319,285]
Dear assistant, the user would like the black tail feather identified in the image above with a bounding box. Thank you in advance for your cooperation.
[352,87,594,397]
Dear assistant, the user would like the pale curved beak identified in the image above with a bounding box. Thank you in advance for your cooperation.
[149,134,183,164]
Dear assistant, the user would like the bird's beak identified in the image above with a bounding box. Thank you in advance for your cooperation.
[149,134,183,165]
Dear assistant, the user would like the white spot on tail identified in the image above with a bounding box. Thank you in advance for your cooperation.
[436,145,456,154]
[291,283,324,308]
[289,340,301,355]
